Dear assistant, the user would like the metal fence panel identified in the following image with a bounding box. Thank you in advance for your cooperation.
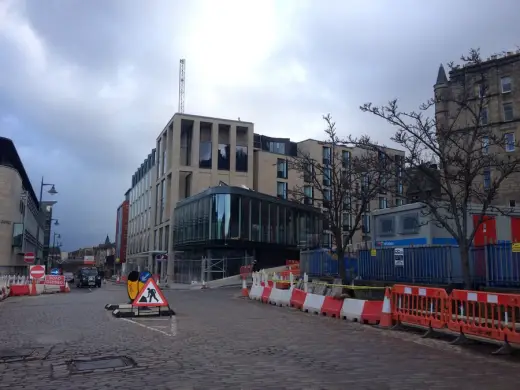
[300,249,358,281]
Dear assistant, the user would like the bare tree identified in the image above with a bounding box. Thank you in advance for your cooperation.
[356,49,520,288]
[288,114,384,282]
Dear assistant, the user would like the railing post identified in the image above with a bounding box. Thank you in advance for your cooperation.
[304,272,308,293]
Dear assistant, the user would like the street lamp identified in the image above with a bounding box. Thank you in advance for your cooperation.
[37,177,58,264]
[50,233,61,268]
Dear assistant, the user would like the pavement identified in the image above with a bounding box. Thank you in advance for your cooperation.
[0,285,519,389]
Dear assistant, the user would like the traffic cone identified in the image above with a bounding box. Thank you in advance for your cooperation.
[116,276,120,284]
[30,279,37,296]
[241,278,249,297]
[64,281,70,293]
[379,287,393,328]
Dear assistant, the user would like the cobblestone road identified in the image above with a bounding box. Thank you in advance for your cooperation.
[0,284,519,389]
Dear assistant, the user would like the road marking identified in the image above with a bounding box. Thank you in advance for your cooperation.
[120,317,176,337]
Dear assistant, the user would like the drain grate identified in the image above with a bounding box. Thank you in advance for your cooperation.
[69,356,136,373]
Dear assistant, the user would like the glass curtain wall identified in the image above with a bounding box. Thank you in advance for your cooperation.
[172,194,322,246]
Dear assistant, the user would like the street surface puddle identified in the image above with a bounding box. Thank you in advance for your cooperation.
[71,356,135,372]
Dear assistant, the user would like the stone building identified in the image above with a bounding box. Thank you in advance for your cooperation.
[434,50,520,207]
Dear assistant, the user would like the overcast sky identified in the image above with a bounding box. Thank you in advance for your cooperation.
[1,0,520,251]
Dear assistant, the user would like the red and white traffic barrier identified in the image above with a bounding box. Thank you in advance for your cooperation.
[247,271,383,325]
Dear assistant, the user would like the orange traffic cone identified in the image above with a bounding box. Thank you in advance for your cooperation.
[241,278,249,297]
[379,287,393,328]
[30,279,37,296]
[64,281,70,292]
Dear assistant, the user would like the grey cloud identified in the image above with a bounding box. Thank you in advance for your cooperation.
[3,0,520,250]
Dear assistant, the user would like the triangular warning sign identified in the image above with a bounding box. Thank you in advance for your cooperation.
[132,278,168,307]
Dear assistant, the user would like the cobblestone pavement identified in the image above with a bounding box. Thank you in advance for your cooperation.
[0,284,519,389]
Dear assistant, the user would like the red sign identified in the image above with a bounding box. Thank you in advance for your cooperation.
[132,278,168,307]
[29,265,45,280]
[44,275,65,286]
[24,252,35,264]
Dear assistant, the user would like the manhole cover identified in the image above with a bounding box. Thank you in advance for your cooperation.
[0,348,34,361]
[70,356,135,372]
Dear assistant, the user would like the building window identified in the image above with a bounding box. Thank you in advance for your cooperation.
[323,188,332,208]
[236,146,248,172]
[323,167,331,186]
[476,83,485,98]
[277,159,288,179]
[480,107,488,125]
[378,197,387,209]
[218,144,230,170]
[322,232,331,248]
[199,141,212,168]
[303,185,313,205]
[277,182,288,199]
[362,214,370,234]
[342,150,350,168]
[501,76,512,94]
[505,133,515,152]
[269,142,285,154]
[397,181,403,194]
[379,217,395,235]
[483,168,491,189]
[503,103,514,122]
[322,146,331,165]
[401,213,419,234]
[342,212,351,228]
[396,198,404,206]
[482,136,489,155]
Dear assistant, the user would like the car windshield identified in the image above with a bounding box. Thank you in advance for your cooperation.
[81,270,98,276]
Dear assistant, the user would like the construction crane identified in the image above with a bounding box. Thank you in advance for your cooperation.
[178,59,186,113]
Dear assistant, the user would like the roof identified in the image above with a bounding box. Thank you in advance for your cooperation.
[0,137,39,206]
[436,64,448,85]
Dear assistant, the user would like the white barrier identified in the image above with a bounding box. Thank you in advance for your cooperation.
[340,298,366,321]
[268,287,292,306]
[302,293,326,314]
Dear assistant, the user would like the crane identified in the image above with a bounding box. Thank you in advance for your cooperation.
[178,59,186,113]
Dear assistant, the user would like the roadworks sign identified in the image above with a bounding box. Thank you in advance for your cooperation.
[132,278,168,307]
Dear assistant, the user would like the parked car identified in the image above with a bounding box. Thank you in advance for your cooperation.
[76,268,102,288]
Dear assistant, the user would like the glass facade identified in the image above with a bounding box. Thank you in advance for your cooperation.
[172,189,322,247]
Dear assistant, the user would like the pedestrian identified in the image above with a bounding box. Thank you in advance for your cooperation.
[252,259,260,273]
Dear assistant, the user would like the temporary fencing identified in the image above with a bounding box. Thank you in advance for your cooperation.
[388,284,520,354]
[303,243,520,289]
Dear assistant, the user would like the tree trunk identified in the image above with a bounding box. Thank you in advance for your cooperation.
[459,244,472,290]
[337,248,347,284]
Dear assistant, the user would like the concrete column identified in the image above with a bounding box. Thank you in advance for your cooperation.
[211,122,219,182]
[192,120,200,168]
[230,125,237,173]
[167,119,181,286]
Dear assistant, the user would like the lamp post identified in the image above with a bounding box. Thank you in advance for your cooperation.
[37,177,58,264]
[50,233,61,269]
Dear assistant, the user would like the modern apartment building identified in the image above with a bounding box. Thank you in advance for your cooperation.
[118,113,407,282]
[0,137,44,274]
[435,50,520,206]
[114,189,130,268]
[126,149,156,270]
[254,135,405,249]
[153,114,255,280]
